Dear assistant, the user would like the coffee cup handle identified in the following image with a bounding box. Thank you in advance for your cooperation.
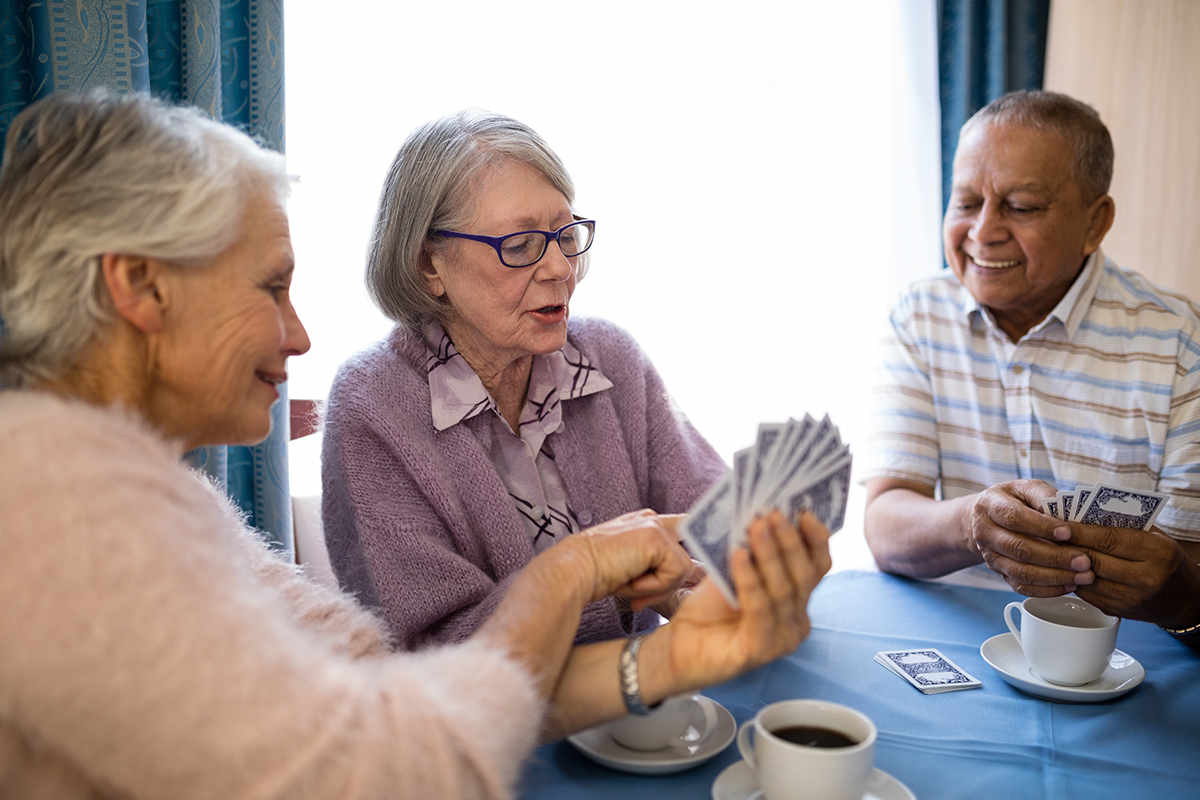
[736,719,757,769]
[682,696,719,744]
[1004,601,1023,646]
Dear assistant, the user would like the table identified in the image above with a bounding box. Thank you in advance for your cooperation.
[518,570,1200,799]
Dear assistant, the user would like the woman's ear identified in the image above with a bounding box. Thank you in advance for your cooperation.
[101,254,169,334]
[420,245,446,298]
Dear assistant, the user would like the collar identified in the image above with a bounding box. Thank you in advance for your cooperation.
[1056,248,1104,339]
[965,248,1104,341]
[422,321,613,432]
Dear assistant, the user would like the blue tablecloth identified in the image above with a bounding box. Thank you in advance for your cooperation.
[518,570,1200,799]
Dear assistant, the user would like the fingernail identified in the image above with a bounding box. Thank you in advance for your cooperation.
[1074,571,1094,586]
[1053,526,1071,541]
[1070,555,1090,572]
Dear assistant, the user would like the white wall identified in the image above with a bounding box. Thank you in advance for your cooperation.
[1045,0,1200,300]
[283,0,943,570]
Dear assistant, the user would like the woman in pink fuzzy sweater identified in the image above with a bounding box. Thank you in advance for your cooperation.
[0,90,830,799]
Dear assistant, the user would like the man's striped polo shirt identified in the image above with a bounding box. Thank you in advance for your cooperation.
[865,249,1200,541]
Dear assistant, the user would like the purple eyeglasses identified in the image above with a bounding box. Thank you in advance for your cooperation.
[433,218,596,268]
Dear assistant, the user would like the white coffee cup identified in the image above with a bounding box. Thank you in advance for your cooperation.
[1004,596,1120,686]
[736,700,876,800]
[608,693,718,751]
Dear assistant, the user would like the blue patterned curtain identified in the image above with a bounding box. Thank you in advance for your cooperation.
[937,0,1050,214]
[0,0,294,554]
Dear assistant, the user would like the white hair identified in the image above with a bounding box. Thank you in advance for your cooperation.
[0,89,290,386]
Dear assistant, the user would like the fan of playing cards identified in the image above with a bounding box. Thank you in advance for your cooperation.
[678,415,852,607]
[1041,483,1168,530]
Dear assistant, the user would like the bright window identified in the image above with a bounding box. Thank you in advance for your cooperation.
[284,0,943,570]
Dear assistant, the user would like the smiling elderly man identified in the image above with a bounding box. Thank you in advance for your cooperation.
[863,90,1200,644]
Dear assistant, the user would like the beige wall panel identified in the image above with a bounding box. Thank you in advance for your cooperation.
[1045,0,1200,300]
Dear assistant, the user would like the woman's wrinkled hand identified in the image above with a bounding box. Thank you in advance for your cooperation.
[658,510,831,690]
[645,514,704,618]
[571,509,693,609]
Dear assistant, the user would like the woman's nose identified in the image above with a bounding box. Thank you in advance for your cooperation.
[283,299,311,357]
[536,240,575,281]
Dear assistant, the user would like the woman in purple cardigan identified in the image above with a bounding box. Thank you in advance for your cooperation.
[322,111,738,650]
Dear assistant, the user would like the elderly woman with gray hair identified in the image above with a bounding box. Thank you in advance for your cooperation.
[0,89,830,799]
[321,111,749,649]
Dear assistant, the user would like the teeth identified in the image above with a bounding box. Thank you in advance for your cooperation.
[972,257,1020,269]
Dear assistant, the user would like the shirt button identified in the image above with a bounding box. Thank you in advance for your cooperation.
[530,505,544,521]
[1018,448,1028,458]
[1012,364,1024,375]
[578,510,593,526]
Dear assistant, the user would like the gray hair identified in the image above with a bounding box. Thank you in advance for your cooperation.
[0,89,290,387]
[366,109,585,330]
[962,90,1114,202]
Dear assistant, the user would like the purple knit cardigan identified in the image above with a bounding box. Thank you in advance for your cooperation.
[321,316,727,650]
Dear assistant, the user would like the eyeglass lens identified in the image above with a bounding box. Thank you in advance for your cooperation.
[500,221,594,267]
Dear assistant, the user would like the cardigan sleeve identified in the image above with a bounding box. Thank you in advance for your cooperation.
[0,396,543,800]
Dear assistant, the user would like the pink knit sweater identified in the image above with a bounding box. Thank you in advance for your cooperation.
[0,392,542,799]
[322,316,728,649]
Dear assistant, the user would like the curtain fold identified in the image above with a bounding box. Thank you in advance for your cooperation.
[0,0,294,554]
[937,0,1051,214]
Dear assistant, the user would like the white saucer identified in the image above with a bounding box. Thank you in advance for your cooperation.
[568,696,736,775]
[980,633,1145,703]
[712,760,916,800]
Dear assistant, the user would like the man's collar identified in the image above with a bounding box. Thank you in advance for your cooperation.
[1056,248,1104,339]
[964,248,1104,341]
[422,321,613,432]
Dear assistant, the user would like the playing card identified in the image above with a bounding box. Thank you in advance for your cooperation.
[677,474,738,607]
[744,423,786,515]
[687,415,852,607]
[1077,484,1168,531]
[875,649,983,694]
[776,454,852,535]
[749,416,826,521]
[1057,491,1076,522]
[762,417,814,487]
[1041,497,1061,519]
[756,420,835,518]
[731,447,752,527]
[1071,485,1095,522]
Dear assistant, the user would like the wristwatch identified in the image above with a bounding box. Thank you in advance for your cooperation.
[1157,619,1200,647]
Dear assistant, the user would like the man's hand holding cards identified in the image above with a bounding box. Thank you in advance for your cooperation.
[678,415,852,607]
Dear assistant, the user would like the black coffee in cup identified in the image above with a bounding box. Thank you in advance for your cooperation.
[771,725,858,748]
